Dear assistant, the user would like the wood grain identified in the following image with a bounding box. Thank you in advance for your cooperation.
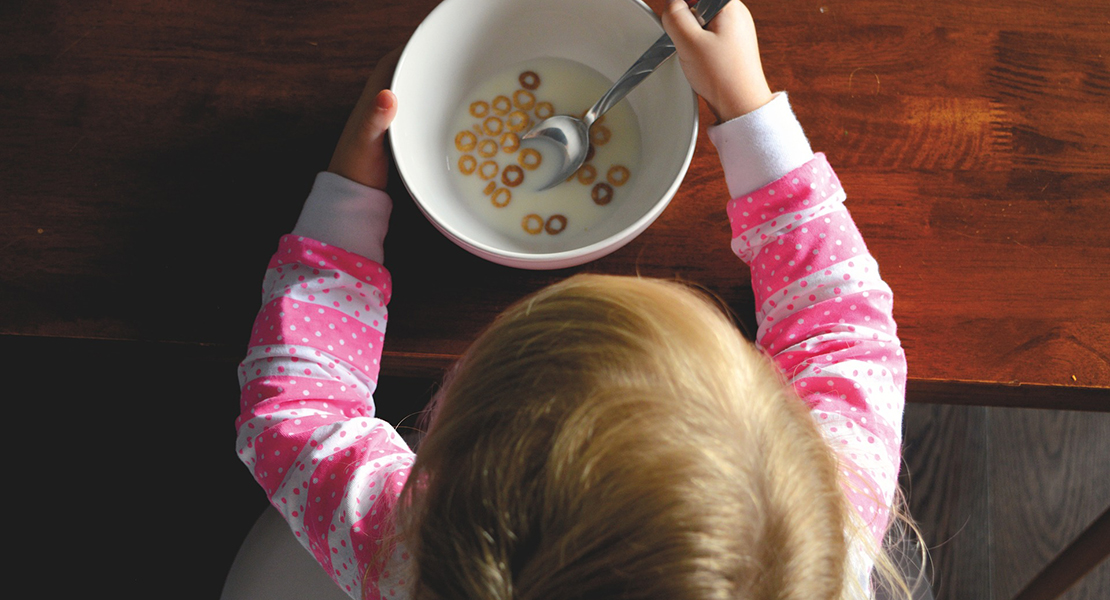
[901,402,1110,600]
[1011,507,1110,600]
[989,408,1110,600]
[1,1,1107,410]
[901,403,992,600]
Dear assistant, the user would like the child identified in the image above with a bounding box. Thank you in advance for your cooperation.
[236,1,921,598]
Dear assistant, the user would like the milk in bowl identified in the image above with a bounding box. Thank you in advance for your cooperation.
[447,57,642,251]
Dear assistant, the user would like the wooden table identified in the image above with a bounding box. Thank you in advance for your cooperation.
[2,0,1107,597]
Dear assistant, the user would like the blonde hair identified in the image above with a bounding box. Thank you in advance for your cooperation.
[384,274,924,600]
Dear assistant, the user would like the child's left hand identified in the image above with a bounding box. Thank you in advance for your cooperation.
[328,47,403,190]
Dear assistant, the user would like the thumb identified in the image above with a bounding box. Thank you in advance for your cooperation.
[361,89,398,143]
[661,0,705,52]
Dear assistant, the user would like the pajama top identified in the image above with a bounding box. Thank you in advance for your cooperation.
[236,92,907,600]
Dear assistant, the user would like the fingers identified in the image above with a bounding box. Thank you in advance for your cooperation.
[705,0,748,35]
[333,88,396,189]
[347,45,405,143]
[327,47,405,189]
[661,0,706,53]
[351,46,403,128]
[365,46,404,96]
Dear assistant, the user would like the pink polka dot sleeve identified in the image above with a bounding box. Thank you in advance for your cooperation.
[727,154,907,544]
[236,234,415,599]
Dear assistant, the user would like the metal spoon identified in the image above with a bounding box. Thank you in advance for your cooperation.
[521,0,730,190]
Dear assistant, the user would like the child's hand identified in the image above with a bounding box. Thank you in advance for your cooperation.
[328,47,403,190]
[661,0,773,122]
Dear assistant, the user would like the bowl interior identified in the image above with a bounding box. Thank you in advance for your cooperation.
[391,0,697,264]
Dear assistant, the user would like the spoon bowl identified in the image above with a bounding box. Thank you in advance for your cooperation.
[520,115,590,189]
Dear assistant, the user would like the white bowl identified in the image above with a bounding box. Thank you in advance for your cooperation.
[390,0,698,269]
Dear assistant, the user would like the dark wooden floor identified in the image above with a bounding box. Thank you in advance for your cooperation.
[901,404,1110,600]
[10,335,1105,598]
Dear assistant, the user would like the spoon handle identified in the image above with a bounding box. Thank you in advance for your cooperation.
[582,0,731,126]
[582,32,675,126]
[691,0,730,27]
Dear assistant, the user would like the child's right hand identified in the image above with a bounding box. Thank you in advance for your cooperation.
[661,0,774,123]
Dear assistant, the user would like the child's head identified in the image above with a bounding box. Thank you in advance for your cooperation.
[396,274,862,600]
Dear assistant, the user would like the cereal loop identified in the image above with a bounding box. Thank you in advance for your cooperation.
[535,101,555,119]
[522,213,544,234]
[519,148,542,170]
[592,182,614,205]
[513,90,536,111]
[483,181,497,195]
[519,71,541,90]
[576,164,597,185]
[458,155,478,175]
[502,165,524,187]
[454,130,477,152]
[478,160,500,180]
[607,165,630,186]
[483,116,504,136]
[506,110,531,133]
[590,125,612,146]
[545,214,567,235]
[585,144,596,163]
[469,101,489,118]
[500,132,520,153]
[477,138,499,158]
[492,188,512,208]
[491,95,512,116]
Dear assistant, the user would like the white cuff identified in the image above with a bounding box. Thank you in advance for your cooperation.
[706,92,815,198]
[292,172,393,264]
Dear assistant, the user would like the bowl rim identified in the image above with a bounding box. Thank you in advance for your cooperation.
[388,0,699,268]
